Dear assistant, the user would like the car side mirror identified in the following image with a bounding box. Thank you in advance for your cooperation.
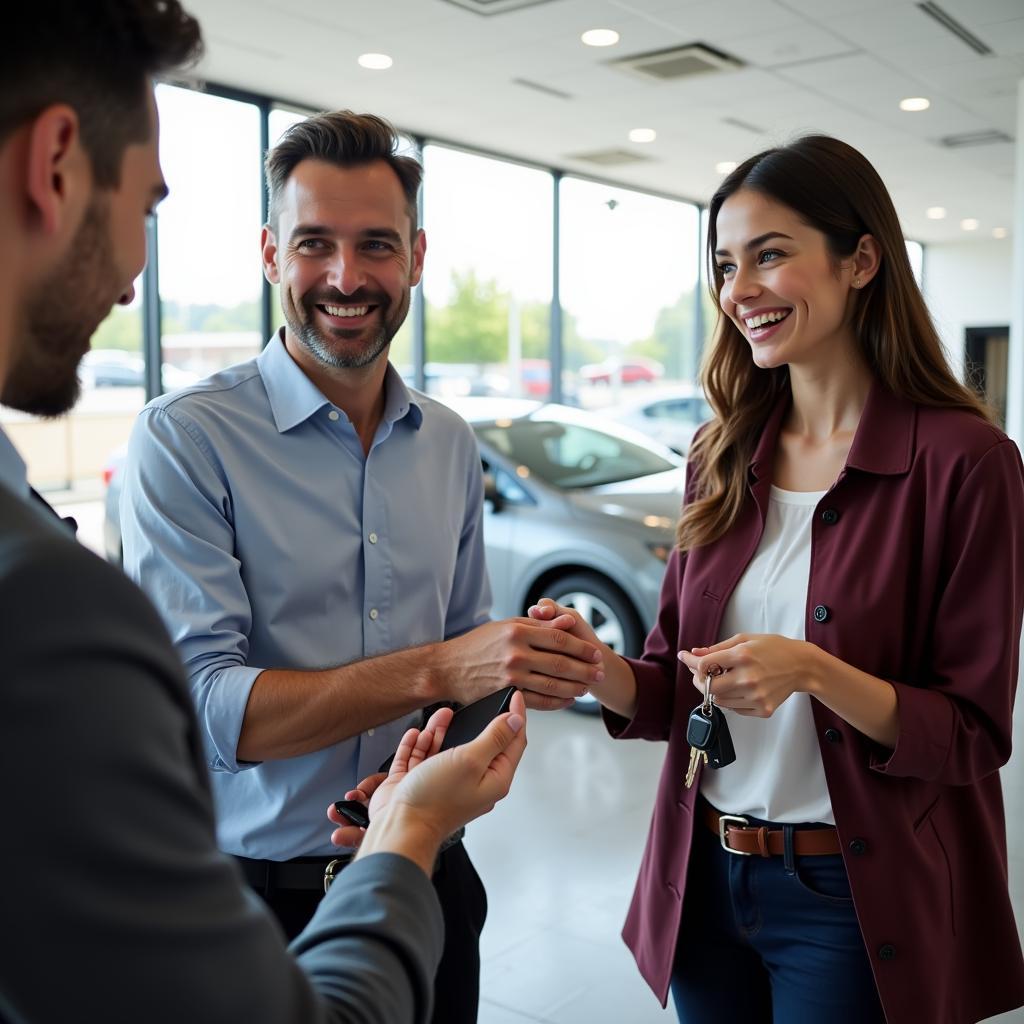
[483,471,505,514]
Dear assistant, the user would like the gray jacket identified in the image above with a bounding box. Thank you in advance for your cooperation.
[0,484,442,1023]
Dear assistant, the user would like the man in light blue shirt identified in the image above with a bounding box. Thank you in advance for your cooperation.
[120,110,603,1024]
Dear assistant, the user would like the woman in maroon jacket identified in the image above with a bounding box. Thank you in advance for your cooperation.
[534,135,1024,1023]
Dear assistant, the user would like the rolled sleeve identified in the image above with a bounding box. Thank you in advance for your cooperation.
[871,439,1024,784]
[121,406,266,773]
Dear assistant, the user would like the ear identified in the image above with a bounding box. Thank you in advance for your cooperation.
[261,224,281,284]
[850,234,881,290]
[409,228,426,288]
[24,104,90,237]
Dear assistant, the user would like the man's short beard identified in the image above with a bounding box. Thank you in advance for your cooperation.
[294,323,392,370]
[2,198,116,417]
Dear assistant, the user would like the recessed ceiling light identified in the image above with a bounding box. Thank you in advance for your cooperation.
[961,218,979,231]
[899,97,931,112]
[716,161,738,175]
[358,53,393,70]
[629,128,657,143]
[581,28,620,47]
[993,227,1008,239]
[925,206,947,220]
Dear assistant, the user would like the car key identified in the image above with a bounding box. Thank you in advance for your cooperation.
[684,673,736,788]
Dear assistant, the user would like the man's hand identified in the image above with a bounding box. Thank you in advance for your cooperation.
[438,617,603,711]
[326,706,453,848]
[346,691,528,876]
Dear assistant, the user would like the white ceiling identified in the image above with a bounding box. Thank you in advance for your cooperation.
[181,0,1024,243]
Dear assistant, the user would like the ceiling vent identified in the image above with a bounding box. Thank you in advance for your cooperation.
[513,77,573,100]
[938,129,1013,148]
[917,2,993,56]
[441,0,560,14]
[567,148,654,167]
[613,43,744,82]
[722,116,765,135]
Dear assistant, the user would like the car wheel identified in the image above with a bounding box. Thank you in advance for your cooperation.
[545,573,644,715]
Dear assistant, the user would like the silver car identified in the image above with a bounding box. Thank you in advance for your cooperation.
[103,399,685,711]
[452,399,684,709]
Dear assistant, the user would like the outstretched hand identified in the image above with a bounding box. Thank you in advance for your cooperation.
[327,691,529,862]
[327,705,453,848]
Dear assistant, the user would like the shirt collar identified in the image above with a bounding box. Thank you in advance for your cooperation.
[258,330,423,434]
[749,376,914,482]
[0,426,29,500]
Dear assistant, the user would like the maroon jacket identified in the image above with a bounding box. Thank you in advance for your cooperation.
[608,382,1024,1024]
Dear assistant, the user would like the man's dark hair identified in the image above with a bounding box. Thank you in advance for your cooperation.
[3,3,203,187]
[265,111,422,235]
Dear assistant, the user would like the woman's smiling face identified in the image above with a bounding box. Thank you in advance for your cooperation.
[714,188,861,371]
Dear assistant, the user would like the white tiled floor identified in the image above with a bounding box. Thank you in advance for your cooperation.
[467,705,1024,1024]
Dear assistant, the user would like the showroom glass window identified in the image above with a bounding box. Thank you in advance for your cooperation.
[422,144,553,402]
[155,85,263,384]
[559,179,700,410]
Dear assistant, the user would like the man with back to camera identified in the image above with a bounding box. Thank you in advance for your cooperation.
[119,109,605,1022]
[0,4,531,1022]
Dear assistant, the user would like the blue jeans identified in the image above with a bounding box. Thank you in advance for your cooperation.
[671,807,885,1023]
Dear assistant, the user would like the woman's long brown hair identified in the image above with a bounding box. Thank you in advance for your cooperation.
[676,134,993,553]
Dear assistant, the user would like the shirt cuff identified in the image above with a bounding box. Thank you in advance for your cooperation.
[197,664,265,773]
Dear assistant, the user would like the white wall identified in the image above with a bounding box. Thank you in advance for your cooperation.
[923,237,1013,380]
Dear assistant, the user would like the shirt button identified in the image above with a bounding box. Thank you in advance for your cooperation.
[821,508,839,525]
[813,604,831,623]
[878,944,896,961]
[328,410,340,421]
[367,728,375,737]
[849,838,867,856]
[368,532,378,544]
[824,728,842,744]
[369,608,379,620]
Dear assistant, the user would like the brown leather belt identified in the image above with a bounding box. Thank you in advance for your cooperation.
[704,804,841,857]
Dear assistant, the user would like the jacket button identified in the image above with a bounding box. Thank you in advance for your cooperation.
[849,838,867,856]
[824,728,842,743]
[878,944,896,961]
[813,604,830,623]
[821,508,839,525]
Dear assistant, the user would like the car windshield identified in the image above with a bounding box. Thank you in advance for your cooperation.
[475,418,676,489]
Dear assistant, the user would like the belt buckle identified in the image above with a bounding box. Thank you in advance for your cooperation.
[718,814,752,855]
[323,858,344,893]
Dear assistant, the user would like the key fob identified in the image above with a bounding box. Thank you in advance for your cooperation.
[686,706,719,750]
[706,710,736,769]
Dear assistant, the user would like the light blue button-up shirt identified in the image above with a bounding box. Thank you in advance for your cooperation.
[120,333,491,858]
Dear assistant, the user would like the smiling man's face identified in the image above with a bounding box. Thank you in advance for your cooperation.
[264,158,425,373]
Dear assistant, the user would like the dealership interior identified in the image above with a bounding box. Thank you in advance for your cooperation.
[9,0,1024,1020]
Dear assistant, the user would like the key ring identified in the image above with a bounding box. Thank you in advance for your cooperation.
[700,671,714,718]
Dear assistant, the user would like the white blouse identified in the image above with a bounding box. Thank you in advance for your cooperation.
[699,485,835,825]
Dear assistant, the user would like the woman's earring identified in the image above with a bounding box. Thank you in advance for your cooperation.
[853,277,862,288]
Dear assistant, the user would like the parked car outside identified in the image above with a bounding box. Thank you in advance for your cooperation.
[102,398,684,713]
[603,384,713,456]
[578,356,664,386]
[81,348,200,391]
